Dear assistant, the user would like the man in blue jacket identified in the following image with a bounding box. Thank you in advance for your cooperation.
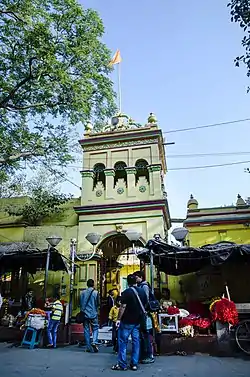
[80,279,100,353]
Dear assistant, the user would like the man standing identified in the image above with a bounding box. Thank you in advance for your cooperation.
[134,271,155,364]
[80,279,99,353]
[47,293,63,348]
[111,274,147,371]
[21,288,36,314]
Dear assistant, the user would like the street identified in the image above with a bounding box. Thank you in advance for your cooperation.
[0,344,249,377]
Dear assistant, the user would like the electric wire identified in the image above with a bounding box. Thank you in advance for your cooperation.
[162,117,250,134]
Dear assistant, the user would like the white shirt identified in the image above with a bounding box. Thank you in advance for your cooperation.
[0,294,3,310]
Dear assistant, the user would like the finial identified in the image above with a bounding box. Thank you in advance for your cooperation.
[85,121,93,133]
[148,112,157,124]
[236,194,246,207]
[187,194,198,209]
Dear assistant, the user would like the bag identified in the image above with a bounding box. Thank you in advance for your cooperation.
[130,287,149,331]
[141,283,160,312]
[75,289,95,324]
[26,314,45,330]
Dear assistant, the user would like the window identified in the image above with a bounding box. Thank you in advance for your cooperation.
[135,159,149,183]
[114,161,127,187]
[93,163,105,189]
[88,264,97,281]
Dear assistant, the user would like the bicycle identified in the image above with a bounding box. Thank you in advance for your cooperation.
[235,319,250,355]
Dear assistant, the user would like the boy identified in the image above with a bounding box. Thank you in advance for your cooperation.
[109,296,121,353]
[47,294,63,348]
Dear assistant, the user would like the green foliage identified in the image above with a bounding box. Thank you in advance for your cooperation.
[228,1,250,90]
[0,174,26,198]
[0,0,116,179]
[5,170,72,225]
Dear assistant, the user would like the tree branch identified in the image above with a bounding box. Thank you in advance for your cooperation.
[0,151,40,164]
[0,57,37,108]
[0,10,25,23]
[5,101,68,111]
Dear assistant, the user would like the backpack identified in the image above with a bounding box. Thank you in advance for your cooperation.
[141,283,160,312]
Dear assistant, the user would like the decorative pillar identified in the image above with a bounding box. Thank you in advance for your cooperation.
[80,170,94,203]
[104,169,115,199]
[147,164,162,197]
[125,167,137,198]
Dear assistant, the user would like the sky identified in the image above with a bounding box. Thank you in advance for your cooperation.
[64,0,250,219]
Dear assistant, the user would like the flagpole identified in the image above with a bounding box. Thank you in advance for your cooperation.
[117,62,122,113]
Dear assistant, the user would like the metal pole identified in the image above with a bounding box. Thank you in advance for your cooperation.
[69,239,76,324]
[117,62,122,113]
[43,244,51,304]
[150,249,154,294]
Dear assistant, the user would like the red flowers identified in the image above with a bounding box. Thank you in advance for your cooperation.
[167,306,180,315]
[179,317,211,329]
[210,298,238,325]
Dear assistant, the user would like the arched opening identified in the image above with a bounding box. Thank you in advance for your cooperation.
[135,159,149,183]
[114,161,127,187]
[97,232,145,325]
[93,163,106,189]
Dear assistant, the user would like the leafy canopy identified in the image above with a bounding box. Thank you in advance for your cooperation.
[5,170,72,225]
[229,0,250,89]
[0,0,116,179]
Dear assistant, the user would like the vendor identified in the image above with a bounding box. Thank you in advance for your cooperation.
[21,288,36,314]
[160,287,176,311]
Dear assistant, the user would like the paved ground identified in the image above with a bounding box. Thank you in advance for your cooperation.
[0,344,249,377]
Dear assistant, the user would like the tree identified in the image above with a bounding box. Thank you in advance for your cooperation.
[0,174,26,198]
[0,0,116,180]
[4,170,72,225]
[228,1,250,89]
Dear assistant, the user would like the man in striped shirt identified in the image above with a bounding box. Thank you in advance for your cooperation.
[47,294,63,348]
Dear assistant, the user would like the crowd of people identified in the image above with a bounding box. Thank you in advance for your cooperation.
[80,270,159,371]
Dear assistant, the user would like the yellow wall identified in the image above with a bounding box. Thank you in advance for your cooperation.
[187,223,250,247]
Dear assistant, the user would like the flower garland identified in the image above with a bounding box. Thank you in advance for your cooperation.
[167,306,180,315]
[210,298,238,325]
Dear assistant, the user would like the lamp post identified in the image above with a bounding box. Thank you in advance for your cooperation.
[125,230,142,253]
[43,235,62,303]
[171,227,189,246]
[69,238,77,325]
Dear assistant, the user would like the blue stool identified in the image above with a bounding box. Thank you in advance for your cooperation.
[21,327,42,349]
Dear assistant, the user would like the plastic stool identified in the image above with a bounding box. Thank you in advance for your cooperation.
[21,327,42,349]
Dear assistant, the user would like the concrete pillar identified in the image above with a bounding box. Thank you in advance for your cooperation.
[104,169,115,200]
[80,170,94,204]
[125,167,137,198]
[147,164,162,197]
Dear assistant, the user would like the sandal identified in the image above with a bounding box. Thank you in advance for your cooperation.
[111,364,127,371]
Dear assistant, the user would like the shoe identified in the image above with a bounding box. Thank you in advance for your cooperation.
[111,364,127,371]
[91,343,99,353]
[141,358,155,364]
[130,365,138,371]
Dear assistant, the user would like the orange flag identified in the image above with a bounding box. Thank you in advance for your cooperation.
[108,50,122,66]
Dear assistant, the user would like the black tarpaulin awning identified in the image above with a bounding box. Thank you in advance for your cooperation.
[137,240,250,276]
[0,242,69,274]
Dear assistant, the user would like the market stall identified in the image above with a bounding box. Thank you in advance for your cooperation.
[137,240,250,354]
[0,242,69,344]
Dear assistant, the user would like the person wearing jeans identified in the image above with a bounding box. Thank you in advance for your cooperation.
[83,317,99,351]
[47,294,63,348]
[111,274,147,371]
[80,279,100,353]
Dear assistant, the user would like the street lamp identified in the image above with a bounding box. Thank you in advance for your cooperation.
[171,227,189,246]
[125,230,142,252]
[74,233,102,262]
[43,235,62,303]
